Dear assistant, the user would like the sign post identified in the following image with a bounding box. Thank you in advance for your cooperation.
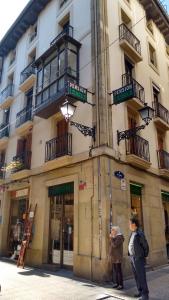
[67,81,87,103]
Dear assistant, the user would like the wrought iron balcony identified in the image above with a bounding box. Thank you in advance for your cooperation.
[0,123,9,139]
[119,23,142,62]
[50,25,73,47]
[122,73,145,104]
[153,101,169,129]
[126,135,150,162]
[20,62,35,85]
[45,133,72,162]
[0,84,14,105]
[157,150,169,170]
[12,151,32,173]
[16,106,32,128]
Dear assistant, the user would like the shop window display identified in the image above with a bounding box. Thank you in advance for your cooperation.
[8,198,28,259]
[130,184,143,228]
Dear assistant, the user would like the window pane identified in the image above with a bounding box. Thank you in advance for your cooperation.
[68,43,77,52]
[43,64,50,88]
[50,82,57,97]
[59,50,65,77]
[67,50,77,78]
[58,77,65,91]
[36,94,41,106]
[51,57,58,83]
[42,89,49,102]
[37,69,42,93]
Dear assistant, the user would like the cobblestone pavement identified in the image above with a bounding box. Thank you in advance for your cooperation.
[0,261,169,300]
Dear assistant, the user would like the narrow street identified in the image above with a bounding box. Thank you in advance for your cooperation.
[0,261,168,300]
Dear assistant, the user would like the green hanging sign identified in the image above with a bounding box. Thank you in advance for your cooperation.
[113,83,134,105]
[67,81,87,103]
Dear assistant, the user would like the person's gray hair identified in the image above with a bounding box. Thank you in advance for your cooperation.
[111,226,122,235]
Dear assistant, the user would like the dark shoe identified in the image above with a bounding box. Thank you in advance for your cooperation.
[117,285,123,290]
[134,293,141,298]
[112,284,118,288]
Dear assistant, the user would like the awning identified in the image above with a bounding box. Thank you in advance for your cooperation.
[48,182,74,196]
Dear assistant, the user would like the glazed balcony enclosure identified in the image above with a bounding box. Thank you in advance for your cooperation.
[113,74,145,109]
[0,84,14,109]
[119,23,142,63]
[125,135,151,169]
[34,25,81,119]
[153,101,169,131]
[19,62,36,92]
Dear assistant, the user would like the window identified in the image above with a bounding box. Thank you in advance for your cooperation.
[130,183,143,228]
[149,43,157,67]
[28,49,36,64]
[25,89,33,109]
[9,49,16,66]
[60,0,68,8]
[29,23,37,43]
[147,20,153,35]
[121,9,131,27]
[153,84,160,103]
[3,108,10,125]
[8,73,14,85]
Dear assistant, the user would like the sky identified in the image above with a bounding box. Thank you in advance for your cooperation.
[0,0,30,40]
[0,0,169,41]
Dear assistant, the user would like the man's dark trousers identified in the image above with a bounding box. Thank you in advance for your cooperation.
[130,256,149,299]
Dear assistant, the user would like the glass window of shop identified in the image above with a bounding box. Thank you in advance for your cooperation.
[8,198,28,256]
[161,191,169,258]
[130,183,143,228]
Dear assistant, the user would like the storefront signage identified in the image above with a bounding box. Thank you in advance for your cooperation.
[15,188,29,198]
[114,171,124,179]
[113,83,134,105]
[67,81,87,103]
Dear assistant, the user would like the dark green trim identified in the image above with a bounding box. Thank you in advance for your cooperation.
[48,182,74,196]
[161,191,169,202]
[130,183,142,196]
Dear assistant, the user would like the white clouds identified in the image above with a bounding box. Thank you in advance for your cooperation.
[0,0,30,40]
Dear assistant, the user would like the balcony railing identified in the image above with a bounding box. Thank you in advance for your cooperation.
[0,84,14,104]
[20,62,35,84]
[157,150,169,170]
[126,135,150,162]
[50,25,73,46]
[0,123,9,139]
[16,106,32,128]
[12,151,32,173]
[45,133,72,162]
[122,73,145,104]
[153,101,169,125]
[119,23,141,56]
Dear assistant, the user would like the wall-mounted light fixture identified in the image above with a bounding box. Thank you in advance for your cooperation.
[117,103,154,145]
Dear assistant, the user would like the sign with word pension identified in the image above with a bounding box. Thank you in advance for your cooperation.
[67,82,87,103]
[113,83,134,105]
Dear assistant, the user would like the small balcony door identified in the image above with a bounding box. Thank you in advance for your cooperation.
[56,119,68,154]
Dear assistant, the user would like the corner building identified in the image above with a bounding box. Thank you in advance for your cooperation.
[0,0,169,281]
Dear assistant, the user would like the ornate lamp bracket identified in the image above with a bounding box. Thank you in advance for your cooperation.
[70,121,95,141]
[117,124,146,145]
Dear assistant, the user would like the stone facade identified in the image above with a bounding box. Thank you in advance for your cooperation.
[0,0,169,282]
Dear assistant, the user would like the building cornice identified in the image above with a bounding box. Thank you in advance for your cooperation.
[0,0,51,57]
[139,0,169,43]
